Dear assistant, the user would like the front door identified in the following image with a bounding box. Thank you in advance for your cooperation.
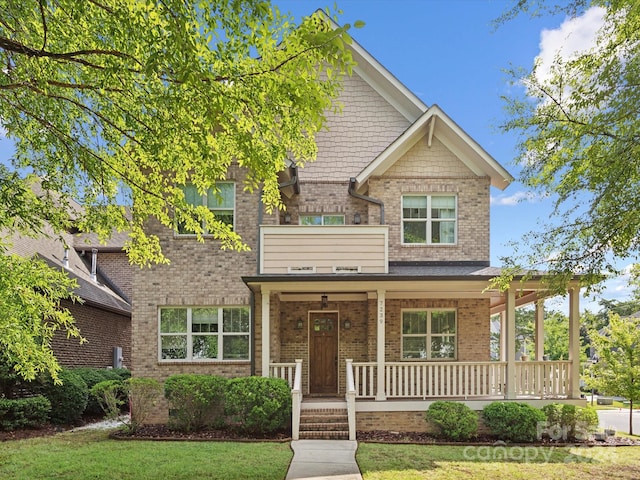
[309,312,338,394]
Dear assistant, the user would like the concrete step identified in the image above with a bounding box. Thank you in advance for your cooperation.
[298,406,350,440]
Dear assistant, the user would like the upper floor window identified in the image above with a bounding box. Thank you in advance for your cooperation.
[178,182,235,234]
[300,214,345,225]
[402,309,456,360]
[402,195,456,244]
[159,306,250,361]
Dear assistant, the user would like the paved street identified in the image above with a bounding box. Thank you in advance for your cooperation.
[597,409,640,435]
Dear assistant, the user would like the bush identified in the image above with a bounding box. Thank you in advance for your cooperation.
[0,396,51,430]
[164,374,227,432]
[91,380,126,420]
[36,368,89,424]
[126,377,162,433]
[425,401,478,441]
[72,368,122,415]
[542,403,599,441]
[482,402,545,442]
[225,377,291,435]
[112,368,131,381]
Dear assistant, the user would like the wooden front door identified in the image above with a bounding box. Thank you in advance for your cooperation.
[309,312,338,394]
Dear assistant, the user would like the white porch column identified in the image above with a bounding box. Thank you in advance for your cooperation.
[535,300,545,361]
[505,286,517,399]
[499,311,507,362]
[568,286,581,398]
[376,289,386,401]
[261,288,271,377]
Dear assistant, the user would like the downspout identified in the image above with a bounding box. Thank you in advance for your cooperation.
[90,248,98,283]
[348,177,385,224]
[278,164,300,194]
[251,188,265,376]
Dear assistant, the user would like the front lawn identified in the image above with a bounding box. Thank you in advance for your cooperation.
[0,429,292,480]
[356,443,640,480]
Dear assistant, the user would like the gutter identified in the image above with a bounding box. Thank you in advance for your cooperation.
[348,177,384,224]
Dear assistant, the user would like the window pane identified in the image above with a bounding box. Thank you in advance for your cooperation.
[193,335,218,359]
[432,221,455,243]
[403,196,427,210]
[192,308,218,333]
[300,215,322,225]
[182,184,202,206]
[431,196,455,218]
[403,337,427,359]
[403,221,426,244]
[323,215,345,225]
[431,311,456,334]
[431,337,456,359]
[160,308,187,333]
[211,211,233,227]
[223,335,249,359]
[402,311,427,334]
[223,308,250,332]
[207,183,234,209]
[161,336,187,359]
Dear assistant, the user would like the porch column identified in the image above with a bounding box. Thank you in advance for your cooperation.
[535,300,545,361]
[505,286,517,399]
[261,288,271,377]
[499,311,507,362]
[568,286,581,398]
[376,289,386,401]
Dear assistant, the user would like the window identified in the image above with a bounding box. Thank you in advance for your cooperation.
[300,214,345,225]
[402,195,456,244]
[159,306,250,361]
[402,309,456,360]
[178,182,235,234]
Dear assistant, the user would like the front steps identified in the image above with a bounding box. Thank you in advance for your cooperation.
[299,400,349,440]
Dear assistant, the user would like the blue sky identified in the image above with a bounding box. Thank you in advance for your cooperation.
[0,1,632,312]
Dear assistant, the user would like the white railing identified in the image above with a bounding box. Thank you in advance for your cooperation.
[351,361,572,399]
[269,359,303,440]
[345,359,356,441]
[269,362,297,388]
[515,361,571,398]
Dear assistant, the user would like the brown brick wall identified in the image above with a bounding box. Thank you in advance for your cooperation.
[53,300,131,369]
[356,409,491,434]
[96,252,133,301]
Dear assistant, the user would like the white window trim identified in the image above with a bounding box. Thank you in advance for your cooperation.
[158,306,250,362]
[400,194,457,246]
[176,182,236,236]
[401,308,457,361]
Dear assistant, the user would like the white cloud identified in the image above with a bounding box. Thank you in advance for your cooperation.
[535,7,606,84]
[490,190,540,206]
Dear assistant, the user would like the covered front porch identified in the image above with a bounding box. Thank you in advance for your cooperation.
[245,272,585,440]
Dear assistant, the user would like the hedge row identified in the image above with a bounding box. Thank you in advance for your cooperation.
[426,401,599,442]
[0,396,51,431]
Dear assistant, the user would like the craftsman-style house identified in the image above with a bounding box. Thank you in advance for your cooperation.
[131,21,585,439]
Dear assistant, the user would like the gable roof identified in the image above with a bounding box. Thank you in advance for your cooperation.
[353,105,514,192]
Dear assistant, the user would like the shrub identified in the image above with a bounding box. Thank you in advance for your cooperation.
[72,368,122,415]
[225,377,291,435]
[164,374,227,432]
[91,380,126,420]
[36,368,89,424]
[112,368,131,381]
[482,402,545,442]
[542,403,599,441]
[126,377,162,433]
[0,396,51,430]
[425,401,478,441]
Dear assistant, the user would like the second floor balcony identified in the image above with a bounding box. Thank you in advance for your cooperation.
[259,225,389,275]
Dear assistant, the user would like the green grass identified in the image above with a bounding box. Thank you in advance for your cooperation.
[592,400,640,410]
[0,430,292,480]
[356,443,640,480]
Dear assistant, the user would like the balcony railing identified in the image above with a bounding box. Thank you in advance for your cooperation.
[260,225,388,275]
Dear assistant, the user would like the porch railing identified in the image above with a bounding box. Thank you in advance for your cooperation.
[269,359,302,440]
[352,361,571,400]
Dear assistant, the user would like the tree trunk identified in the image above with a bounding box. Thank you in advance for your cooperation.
[630,400,634,436]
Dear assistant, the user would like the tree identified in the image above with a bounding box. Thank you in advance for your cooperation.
[496,0,640,292]
[0,1,358,380]
[584,313,640,435]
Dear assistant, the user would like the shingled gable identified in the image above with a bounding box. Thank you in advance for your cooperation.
[353,105,513,192]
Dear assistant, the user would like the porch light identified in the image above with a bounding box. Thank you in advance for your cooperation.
[343,319,351,330]
[296,318,303,330]
[284,212,291,224]
[321,294,328,309]
[353,213,361,225]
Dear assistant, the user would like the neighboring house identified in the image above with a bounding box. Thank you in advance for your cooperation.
[131,19,585,437]
[4,196,132,369]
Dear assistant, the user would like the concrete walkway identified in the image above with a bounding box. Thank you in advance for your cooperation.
[286,440,362,480]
